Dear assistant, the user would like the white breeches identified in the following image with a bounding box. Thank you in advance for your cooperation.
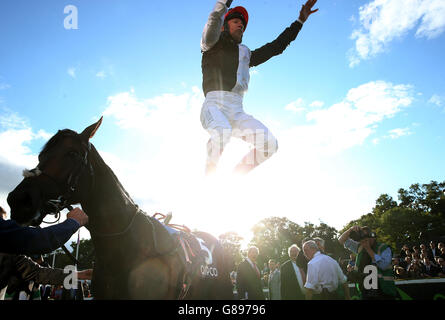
[200,91,278,167]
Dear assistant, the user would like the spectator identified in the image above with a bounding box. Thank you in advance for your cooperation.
[400,244,410,260]
[407,261,422,279]
[439,247,445,260]
[412,246,420,259]
[437,258,445,277]
[53,285,63,300]
[236,246,265,300]
[392,258,407,279]
[430,241,439,259]
[399,255,408,269]
[261,262,269,276]
[348,253,356,268]
[339,225,397,300]
[267,259,281,300]
[421,257,439,278]
[280,244,305,300]
[229,271,237,299]
[404,256,412,272]
[302,240,348,300]
[296,237,311,275]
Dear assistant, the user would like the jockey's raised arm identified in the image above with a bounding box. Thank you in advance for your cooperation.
[200,0,232,52]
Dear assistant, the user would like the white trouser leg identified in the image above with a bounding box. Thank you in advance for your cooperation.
[200,103,232,171]
[232,113,278,167]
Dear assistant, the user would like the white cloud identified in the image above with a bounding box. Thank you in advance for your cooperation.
[290,81,414,154]
[309,100,324,108]
[349,0,445,66]
[96,71,106,79]
[284,98,306,113]
[428,94,443,106]
[0,111,52,196]
[0,83,10,90]
[67,67,76,78]
[386,127,412,139]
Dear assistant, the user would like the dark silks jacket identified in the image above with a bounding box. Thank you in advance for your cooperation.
[201,0,303,96]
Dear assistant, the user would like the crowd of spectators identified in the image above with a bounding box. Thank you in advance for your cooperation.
[391,241,445,279]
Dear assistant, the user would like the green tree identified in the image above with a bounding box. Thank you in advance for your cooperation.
[219,232,244,269]
[250,217,303,266]
[48,238,95,270]
[341,180,445,253]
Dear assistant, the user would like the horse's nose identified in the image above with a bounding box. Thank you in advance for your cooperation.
[7,189,37,223]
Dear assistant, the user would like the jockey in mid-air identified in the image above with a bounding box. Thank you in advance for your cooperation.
[200,0,318,175]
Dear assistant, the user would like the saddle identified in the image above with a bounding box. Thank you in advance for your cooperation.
[152,213,218,299]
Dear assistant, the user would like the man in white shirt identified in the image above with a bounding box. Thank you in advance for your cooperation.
[303,240,349,300]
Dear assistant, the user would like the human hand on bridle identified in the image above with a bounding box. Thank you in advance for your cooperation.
[67,207,89,226]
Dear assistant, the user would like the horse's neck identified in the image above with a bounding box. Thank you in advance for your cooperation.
[82,158,137,233]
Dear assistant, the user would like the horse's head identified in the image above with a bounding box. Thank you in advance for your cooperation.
[7,117,103,226]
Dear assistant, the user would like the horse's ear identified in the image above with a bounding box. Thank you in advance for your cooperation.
[80,116,103,141]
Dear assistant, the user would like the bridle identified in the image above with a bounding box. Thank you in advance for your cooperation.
[23,140,94,224]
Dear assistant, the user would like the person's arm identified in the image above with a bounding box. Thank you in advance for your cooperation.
[0,218,80,255]
[250,0,318,67]
[339,225,360,246]
[201,0,231,52]
[361,241,392,270]
[303,264,317,299]
[15,255,67,285]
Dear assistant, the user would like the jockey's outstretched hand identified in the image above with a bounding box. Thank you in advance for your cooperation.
[299,0,319,23]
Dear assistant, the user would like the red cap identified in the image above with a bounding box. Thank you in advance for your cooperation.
[224,6,249,30]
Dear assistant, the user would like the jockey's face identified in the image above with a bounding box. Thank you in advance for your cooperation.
[223,18,244,43]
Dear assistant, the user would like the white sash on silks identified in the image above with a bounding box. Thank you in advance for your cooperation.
[0,286,6,300]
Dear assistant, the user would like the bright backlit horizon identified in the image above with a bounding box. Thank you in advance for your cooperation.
[1,0,445,249]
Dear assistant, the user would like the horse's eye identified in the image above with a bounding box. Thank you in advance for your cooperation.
[68,151,79,158]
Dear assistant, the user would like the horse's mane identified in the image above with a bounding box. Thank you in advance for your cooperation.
[40,129,80,157]
[88,142,136,206]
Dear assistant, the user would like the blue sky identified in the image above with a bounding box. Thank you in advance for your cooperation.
[1,0,445,245]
